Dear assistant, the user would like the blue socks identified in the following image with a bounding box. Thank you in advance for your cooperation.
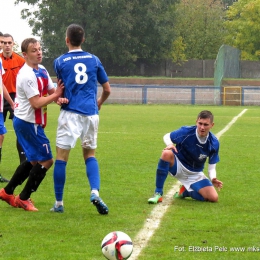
[85,157,100,191]
[53,160,67,201]
[182,190,205,201]
[53,157,101,202]
[154,159,205,201]
[155,159,169,195]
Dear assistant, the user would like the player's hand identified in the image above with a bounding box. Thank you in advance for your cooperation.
[55,79,65,97]
[57,97,69,106]
[212,178,223,191]
[164,144,178,153]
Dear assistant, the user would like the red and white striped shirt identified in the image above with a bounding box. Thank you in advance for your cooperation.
[14,63,54,127]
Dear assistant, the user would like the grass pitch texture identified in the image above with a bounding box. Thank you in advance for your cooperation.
[0,104,258,259]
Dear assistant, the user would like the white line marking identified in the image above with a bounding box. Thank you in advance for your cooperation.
[130,109,248,259]
[215,109,247,139]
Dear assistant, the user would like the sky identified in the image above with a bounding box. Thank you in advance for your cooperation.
[0,0,37,47]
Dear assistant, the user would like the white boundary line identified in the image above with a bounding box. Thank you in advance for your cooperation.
[130,109,248,259]
[215,109,247,139]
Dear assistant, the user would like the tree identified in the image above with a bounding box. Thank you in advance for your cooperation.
[172,0,226,60]
[15,0,177,68]
[170,36,187,64]
[224,0,260,60]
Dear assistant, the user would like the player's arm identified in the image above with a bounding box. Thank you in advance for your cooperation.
[97,81,111,110]
[48,80,68,106]
[3,84,14,110]
[163,133,178,153]
[208,163,223,191]
[29,80,65,109]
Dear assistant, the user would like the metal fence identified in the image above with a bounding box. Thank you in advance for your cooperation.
[98,84,260,106]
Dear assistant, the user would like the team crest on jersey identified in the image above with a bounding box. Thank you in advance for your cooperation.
[198,154,207,160]
[27,80,34,88]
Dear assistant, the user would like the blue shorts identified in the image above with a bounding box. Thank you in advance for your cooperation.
[190,179,213,192]
[13,116,53,162]
[0,113,7,135]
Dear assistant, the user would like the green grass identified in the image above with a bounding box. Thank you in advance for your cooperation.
[0,104,259,259]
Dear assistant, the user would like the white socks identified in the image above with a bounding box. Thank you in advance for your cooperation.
[55,201,63,207]
[91,190,99,196]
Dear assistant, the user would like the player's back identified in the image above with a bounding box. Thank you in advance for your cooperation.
[54,50,108,116]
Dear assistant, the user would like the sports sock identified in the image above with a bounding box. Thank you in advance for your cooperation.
[19,163,47,200]
[91,189,99,196]
[155,159,170,195]
[0,147,2,163]
[186,191,205,201]
[16,139,26,164]
[55,201,63,207]
[85,157,100,191]
[4,161,33,194]
[53,160,67,201]
[182,190,190,198]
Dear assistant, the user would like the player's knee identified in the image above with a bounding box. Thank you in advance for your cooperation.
[161,150,174,162]
[207,193,218,202]
[41,158,54,170]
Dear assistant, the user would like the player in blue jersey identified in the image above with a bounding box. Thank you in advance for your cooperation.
[50,24,111,214]
[148,110,223,204]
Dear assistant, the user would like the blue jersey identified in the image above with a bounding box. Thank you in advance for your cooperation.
[54,50,109,116]
[170,126,220,172]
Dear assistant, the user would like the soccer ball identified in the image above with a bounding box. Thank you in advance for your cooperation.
[101,231,133,260]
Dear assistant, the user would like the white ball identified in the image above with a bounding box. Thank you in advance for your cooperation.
[101,231,133,260]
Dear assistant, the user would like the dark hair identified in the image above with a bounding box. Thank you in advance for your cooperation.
[3,33,14,41]
[66,24,84,47]
[0,32,3,36]
[21,38,38,53]
[197,110,214,122]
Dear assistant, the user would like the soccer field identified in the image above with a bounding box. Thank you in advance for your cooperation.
[0,104,259,260]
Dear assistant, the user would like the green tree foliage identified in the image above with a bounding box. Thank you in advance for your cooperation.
[15,0,176,67]
[170,36,187,64]
[224,0,260,60]
[172,0,226,60]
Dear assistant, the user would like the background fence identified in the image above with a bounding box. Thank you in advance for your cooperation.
[100,84,260,106]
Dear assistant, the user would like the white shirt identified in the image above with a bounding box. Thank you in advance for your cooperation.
[14,63,54,127]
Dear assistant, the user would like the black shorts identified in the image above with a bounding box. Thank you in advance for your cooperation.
[3,92,15,122]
